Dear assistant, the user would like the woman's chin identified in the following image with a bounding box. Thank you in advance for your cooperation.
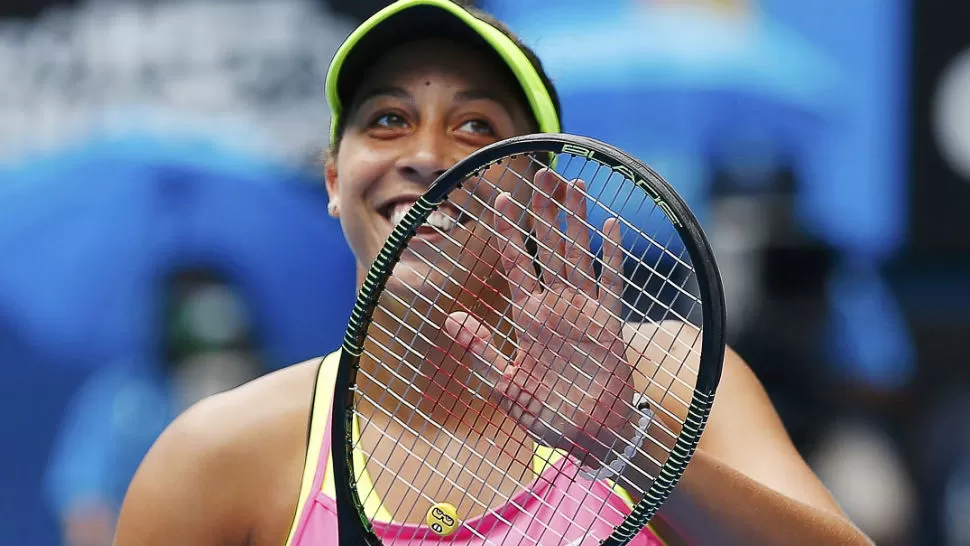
[386,257,442,294]
[384,260,469,317]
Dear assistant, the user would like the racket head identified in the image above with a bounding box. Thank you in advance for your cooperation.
[332,133,726,546]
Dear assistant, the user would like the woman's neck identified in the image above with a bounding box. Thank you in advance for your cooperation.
[357,320,503,434]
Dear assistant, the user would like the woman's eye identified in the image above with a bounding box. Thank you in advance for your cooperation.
[458,119,495,135]
[372,113,408,129]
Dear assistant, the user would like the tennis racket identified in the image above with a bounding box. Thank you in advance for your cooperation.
[332,133,725,546]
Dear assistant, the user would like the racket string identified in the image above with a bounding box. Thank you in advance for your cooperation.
[461,186,702,335]
[360,299,651,535]
[376,226,689,446]
[501,155,698,280]
[408,214,700,429]
[354,149,709,543]
[376,174,698,451]
[358,297,612,529]
[353,367,532,520]
[450,185,703,375]
[362,279,677,484]
[354,373,607,546]
[361,245,548,527]
[383,223,633,402]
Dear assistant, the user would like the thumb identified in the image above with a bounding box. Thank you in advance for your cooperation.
[444,311,508,389]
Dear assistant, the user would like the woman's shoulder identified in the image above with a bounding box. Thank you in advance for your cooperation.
[115,357,327,546]
[175,357,323,456]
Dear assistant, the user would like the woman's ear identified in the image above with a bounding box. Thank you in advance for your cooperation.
[324,150,340,218]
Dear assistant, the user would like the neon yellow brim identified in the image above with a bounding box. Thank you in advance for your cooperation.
[325,0,561,144]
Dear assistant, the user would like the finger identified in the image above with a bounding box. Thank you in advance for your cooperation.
[500,379,562,446]
[445,317,537,428]
[563,179,594,292]
[599,217,626,315]
[530,168,568,284]
[494,192,539,298]
[444,312,506,391]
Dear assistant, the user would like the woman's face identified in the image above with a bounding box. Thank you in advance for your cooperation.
[326,38,535,274]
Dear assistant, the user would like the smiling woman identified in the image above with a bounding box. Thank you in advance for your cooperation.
[324,39,541,276]
[112,1,873,546]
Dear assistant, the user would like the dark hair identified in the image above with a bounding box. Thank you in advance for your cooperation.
[328,3,562,154]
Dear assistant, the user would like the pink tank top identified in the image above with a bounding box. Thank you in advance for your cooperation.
[285,353,667,546]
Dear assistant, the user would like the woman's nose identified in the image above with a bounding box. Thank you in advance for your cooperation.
[395,127,450,184]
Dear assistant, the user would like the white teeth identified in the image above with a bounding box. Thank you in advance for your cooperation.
[386,201,457,232]
[426,210,457,231]
[390,205,410,227]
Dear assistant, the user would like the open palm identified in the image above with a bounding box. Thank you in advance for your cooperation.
[445,170,636,467]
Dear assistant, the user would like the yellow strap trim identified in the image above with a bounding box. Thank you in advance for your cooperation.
[344,410,396,523]
[284,352,341,546]
[319,383,394,523]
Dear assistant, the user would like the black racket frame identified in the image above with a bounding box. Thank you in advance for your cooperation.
[332,133,726,546]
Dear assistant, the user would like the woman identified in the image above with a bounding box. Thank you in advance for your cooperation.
[114,1,873,545]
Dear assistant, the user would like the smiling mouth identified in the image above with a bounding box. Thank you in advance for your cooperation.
[383,201,468,234]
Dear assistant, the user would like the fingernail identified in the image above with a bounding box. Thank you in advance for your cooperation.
[448,318,476,349]
[456,327,476,349]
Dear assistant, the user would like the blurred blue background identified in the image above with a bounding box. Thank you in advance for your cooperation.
[1,0,968,545]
